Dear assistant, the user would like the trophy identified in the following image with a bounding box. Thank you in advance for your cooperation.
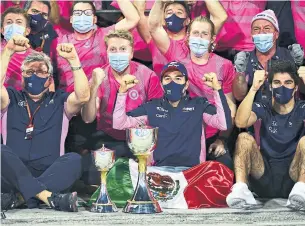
[90,145,118,213]
[123,127,162,214]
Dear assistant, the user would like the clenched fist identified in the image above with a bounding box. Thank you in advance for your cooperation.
[118,74,139,93]
[5,35,30,54]
[92,68,106,87]
[202,72,221,90]
[57,43,79,64]
[298,66,305,83]
[251,70,266,91]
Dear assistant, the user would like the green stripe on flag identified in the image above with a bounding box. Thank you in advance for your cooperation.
[87,158,134,208]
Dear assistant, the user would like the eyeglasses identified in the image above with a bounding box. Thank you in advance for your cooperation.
[22,69,50,77]
[73,9,94,16]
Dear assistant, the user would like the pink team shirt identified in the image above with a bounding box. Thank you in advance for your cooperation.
[1,41,33,90]
[53,1,73,35]
[164,38,191,64]
[216,0,266,52]
[56,26,114,92]
[291,1,305,50]
[0,1,25,13]
[97,61,163,140]
[131,29,152,62]
[190,1,208,19]
[186,53,235,138]
[111,0,155,10]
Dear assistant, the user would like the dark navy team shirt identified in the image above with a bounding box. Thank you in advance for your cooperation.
[127,91,232,167]
[246,47,294,102]
[252,100,305,160]
[1,87,70,171]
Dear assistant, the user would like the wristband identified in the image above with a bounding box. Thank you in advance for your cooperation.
[71,65,82,71]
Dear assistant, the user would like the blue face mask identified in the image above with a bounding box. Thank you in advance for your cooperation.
[163,81,185,102]
[253,33,274,53]
[30,14,48,33]
[272,86,294,104]
[72,15,94,33]
[108,53,130,73]
[24,74,49,95]
[3,23,26,42]
[189,37,210,57]
[165,14,186,33]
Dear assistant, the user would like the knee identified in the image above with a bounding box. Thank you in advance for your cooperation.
[236,132,255,144]
[298,136,305,150]
[63,153,82,175]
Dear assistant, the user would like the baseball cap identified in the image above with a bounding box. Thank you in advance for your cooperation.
[161,61,188,79]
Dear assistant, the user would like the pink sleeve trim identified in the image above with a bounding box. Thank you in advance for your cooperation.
[202,90,227,131]
[113,93,148,129]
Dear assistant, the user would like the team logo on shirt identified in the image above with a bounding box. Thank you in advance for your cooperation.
[18,100,26,107]
[84,41,91,48]
[269,121,278,134]
[182,107,195,112]
[129,90,139,100]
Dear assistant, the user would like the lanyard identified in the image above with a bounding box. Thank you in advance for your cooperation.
[24,96,43,128]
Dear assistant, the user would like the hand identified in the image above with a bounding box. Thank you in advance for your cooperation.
[234,51,250,73]
[202,72,221,90]
[298,66,305,83]
[208,139,226,158]
[289,44,304,66]
[185,0,197,6]
[118,74,139,93]
[5,35,30,54]
[92,68,106,87]
[251,70,266,91]
[56,43,80,65]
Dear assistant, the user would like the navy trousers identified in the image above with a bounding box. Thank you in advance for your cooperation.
[1,145,82,202]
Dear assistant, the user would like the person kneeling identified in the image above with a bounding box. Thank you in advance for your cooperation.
[227,60,305,211]
[101,61,234,208]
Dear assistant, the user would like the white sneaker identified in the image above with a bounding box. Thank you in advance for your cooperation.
[287,182,305,211]
[226,182,258,209]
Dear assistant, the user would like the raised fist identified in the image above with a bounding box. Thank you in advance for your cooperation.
[56,43,79,63]
[234,51,250,73]
[202,72,221,90]
[118,74,139,93]
[92,68,106,86]
[298,66,305,83]
[252,70,266,91]
[5,35,30,54]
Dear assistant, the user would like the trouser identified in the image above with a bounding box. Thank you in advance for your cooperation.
[206,134,234,171]
[1,145,82,206]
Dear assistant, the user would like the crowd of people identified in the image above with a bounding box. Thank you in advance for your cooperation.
[1,0,305,215]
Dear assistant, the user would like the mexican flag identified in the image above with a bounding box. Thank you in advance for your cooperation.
[88,158,234,209]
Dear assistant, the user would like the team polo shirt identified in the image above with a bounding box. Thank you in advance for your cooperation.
[1,88,72,171]
[291,1,305,52]
[245,47,294,102]
[126,91,231,167]
[252,100,305,160]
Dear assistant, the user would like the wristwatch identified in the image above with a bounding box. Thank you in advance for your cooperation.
[71,65,82,71]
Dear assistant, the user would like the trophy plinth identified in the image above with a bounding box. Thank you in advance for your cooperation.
[90,145,118,213]
[123,128,162,214]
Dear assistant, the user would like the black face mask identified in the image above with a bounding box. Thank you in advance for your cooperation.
[165,14,186,33]
[30,14,48,33]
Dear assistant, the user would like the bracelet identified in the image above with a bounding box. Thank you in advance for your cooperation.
[71,65,82,71]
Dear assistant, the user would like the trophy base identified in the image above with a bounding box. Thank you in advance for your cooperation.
[123,200,162,214]
[90,203,118,213]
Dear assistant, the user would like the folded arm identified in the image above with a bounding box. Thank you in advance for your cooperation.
[113,93,148,130]
[205,0,227,35]
[134,0,151,44]
[1,48,12,111]
[115,0,140,31]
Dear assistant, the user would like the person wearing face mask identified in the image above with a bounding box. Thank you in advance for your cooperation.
[232,9,303,103]
[0,34,90,213]
[97,61,233,209]
[78,30,163,185]
[24,0,58,56]
[227,60,305,211]
[1,7,33,90]
[131,0,226,77]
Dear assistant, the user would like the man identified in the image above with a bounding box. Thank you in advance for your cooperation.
[1,35,90,212]
[1,7,33,90]
[56,0,140,92]
[134,0,226,76]
[227,60,305,211]
[233,10,304,102]
[95,61,233,209]
[80,30,163,185]
[24,0,58,56]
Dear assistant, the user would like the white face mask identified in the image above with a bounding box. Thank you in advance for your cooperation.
[3,23,26,42]
[188,36,210,57]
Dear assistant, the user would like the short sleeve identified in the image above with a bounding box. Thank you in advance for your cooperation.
[222,62,236,94]
[252,102,267,120]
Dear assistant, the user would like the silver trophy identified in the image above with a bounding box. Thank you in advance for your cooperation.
[123,127,162,214]
[90,145,118,213]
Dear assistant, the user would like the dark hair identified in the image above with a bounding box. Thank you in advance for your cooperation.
[24,1,51,15]
[71,1,96,16]
[1,7,30,28]
[268,60,299,85]
[164,1,190,18]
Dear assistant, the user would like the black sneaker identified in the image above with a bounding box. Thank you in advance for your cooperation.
[1,192,17,219]
[47,192,78,212]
